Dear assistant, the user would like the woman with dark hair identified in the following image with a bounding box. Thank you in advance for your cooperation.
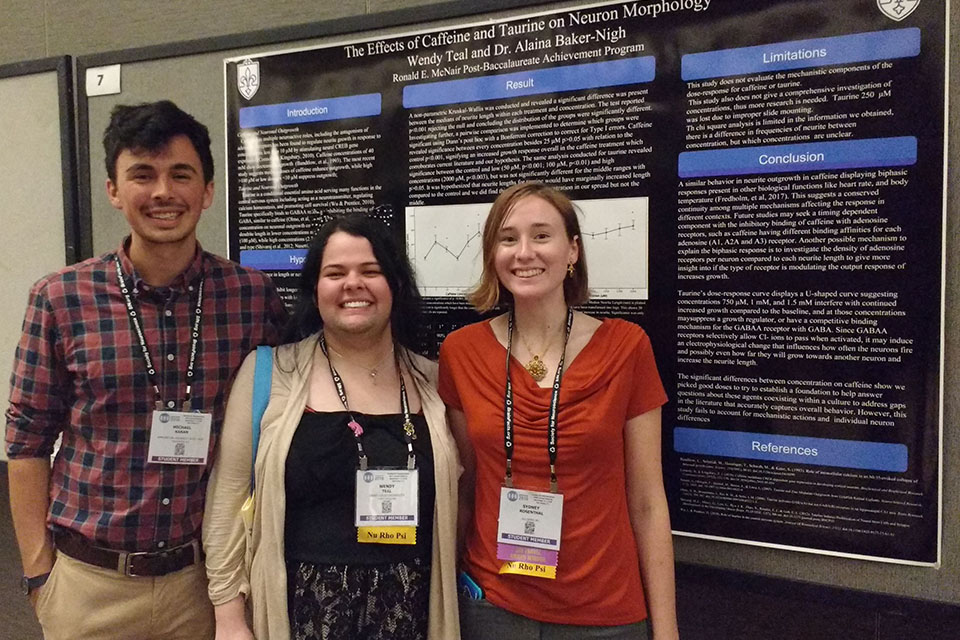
[203,214,460,640]
[439,182,679,640]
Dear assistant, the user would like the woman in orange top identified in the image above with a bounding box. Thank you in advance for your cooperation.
[438,182,679,640]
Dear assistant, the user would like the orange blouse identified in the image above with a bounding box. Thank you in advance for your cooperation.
[438,318,667,625]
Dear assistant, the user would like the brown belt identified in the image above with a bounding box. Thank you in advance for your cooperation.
[54,529,203,577]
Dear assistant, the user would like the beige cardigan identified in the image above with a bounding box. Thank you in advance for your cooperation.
[203,334,460,639]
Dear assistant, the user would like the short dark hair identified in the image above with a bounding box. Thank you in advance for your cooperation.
[283,213,424,360]
[103,100,214,183]
[468,181,589,311]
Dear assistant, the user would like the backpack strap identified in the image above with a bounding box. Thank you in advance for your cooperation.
[250,345,273,490]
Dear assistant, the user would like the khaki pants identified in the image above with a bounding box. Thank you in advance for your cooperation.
[35,551,215,640]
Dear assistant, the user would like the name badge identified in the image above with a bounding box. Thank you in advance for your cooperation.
[496,487,563,579]
[355,469,419,545]
[147,410,212,465]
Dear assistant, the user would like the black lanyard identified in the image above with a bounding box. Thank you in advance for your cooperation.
[318,333,415,471]
[504,308,574,493]
[114,257,203,411]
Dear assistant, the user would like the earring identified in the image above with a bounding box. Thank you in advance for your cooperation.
[567,263,575,278]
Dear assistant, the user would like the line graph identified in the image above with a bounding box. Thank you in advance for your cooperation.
[406,196,649,300]
[422,227,482,262]
[575,197,649,300]
[406,203,488,297]
[582,220,636,239]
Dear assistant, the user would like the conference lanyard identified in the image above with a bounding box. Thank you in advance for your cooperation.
[114,257,204,411]
[504,307,573,493]
[318,332,416,471]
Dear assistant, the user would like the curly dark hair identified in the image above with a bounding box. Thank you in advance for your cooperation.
[282,214,425,372]
[103,100,214,183]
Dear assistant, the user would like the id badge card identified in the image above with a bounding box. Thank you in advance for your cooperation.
[496,487,563,579]
[355,468,418,545]
[147,410,212,465]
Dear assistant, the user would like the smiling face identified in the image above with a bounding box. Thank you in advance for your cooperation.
[315,231,393,339]
[106,134,213,253]
[494,195,579,306]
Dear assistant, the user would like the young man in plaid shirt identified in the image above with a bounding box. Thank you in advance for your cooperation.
[6,100,288,639]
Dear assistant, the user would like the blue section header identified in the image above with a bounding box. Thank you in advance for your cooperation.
[674,427,908,472]
[677,136,916,178]
[403,57,655,108]
[240,249,307,271]
[239,93,382,129]
[682,28,920,80]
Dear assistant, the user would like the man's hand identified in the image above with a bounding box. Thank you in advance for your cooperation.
[8,457,55,619]
[214,596,254,640]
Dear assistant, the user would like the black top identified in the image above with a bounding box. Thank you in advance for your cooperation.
[284,411,435,565]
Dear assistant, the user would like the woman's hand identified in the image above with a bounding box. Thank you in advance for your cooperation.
[447,407,476,561]
[215,627,254,640]
[214,596,255,640]
[624,408,680,640]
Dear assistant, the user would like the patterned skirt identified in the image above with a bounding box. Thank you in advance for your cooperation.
[287,557,430,640]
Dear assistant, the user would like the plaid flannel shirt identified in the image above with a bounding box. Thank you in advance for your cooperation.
[5,239,288,551]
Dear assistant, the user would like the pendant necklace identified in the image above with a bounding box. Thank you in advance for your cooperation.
[326,344,395,385]
[516,323,560,383]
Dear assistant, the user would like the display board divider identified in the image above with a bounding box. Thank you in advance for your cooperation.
[0,56,79,265]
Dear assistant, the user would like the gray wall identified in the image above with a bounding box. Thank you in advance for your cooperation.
[2,0,958,609]
[0,0,438,66]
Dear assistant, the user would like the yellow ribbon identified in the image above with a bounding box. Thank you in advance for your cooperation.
[357,526,417,545]
[499,561,557,579]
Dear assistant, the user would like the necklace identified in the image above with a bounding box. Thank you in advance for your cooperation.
[516,323,561,383]
[326,343,395,385]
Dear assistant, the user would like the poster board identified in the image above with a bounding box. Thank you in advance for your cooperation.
[224,0,947,564]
